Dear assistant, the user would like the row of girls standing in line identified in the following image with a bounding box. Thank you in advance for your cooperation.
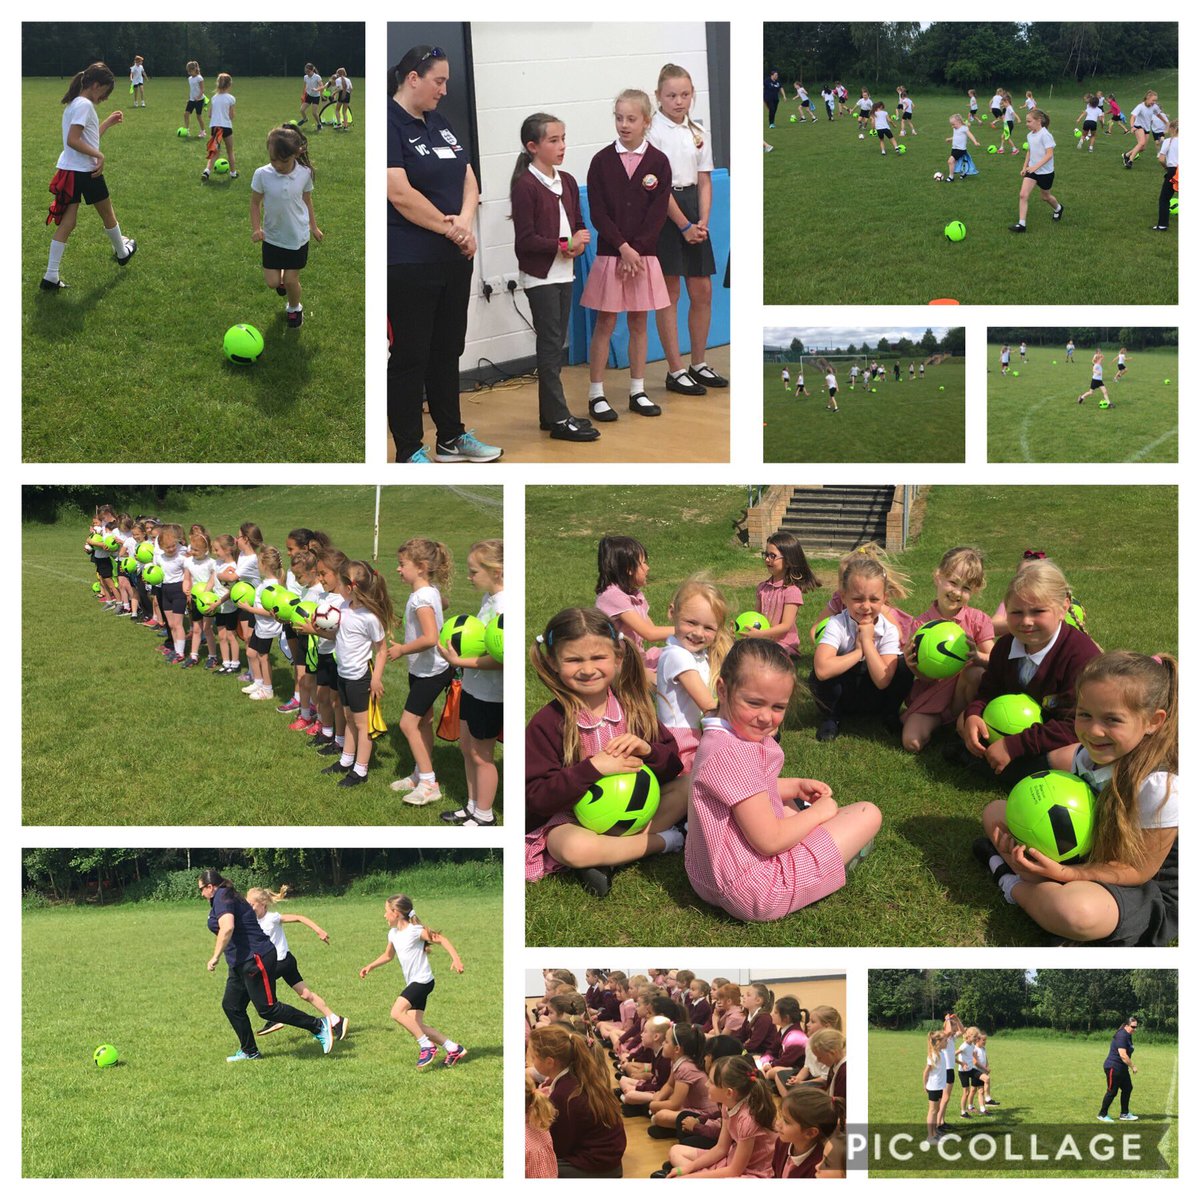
[526,1016,845,1177]
[509,65,727,441]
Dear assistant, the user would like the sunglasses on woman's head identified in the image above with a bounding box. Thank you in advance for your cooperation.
[419,47,446,65]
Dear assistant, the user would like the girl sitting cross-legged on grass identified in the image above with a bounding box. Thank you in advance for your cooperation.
[525,606,688,899]
[977,651,1178,946]
[685,638,882,922]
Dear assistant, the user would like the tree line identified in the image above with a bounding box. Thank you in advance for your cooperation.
[764,22,1176,88]
[765,328,965,361]
[23,848,499,905]
[24,23,364,79]
[869,968,1177,1035]
[989,328,1176,350]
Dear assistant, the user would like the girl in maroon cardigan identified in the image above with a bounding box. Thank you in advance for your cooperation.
[580,89,673,422]
[526,607,686,898]
[530,1025,626,1177]
[734,984,782,1058]
[959,558,1100,782]
[772,1087,840,1178]
[509,112,598,443]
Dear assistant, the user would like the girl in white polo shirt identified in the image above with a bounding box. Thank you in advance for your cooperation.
[202,73,238,180]
[129,56,147,107]
[1125,90,1168,168]
[155,524,190,663]
[649,64,726,397]
[1010,108,1062,233]
[236,544,285,700]
[184,61,206,137]
[299,64,324,131]
[331,68,352,131]
[871,101,895,154]
[251,126,322,329]
[1153,119,1179,230]
[359,893,466,1070]
[824,368,839,412]
[385,538,454,807]
[43,62,137,291]
[438,539,506,826]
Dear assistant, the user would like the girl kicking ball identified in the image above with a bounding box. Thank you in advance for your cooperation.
[359,893,467,1069]
[43,63,137,290]
[1010,109,1063,233]
[1077,351,1111,406]
[251,126,322,329]
[944,114,980,181]
[202,73,237,181]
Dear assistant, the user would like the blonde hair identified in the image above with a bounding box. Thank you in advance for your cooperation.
[216,72,232,90]
[469,538,504,580]
[1005,557,1070,610]
[1077,652,1178,866]
[938,546,986,592]
[257,545,284,582]
[656,63,705,146]
[810,1004,843,1031]
[644,1015,671,1042]
[526,1077,556,1131]
[669,576,732,684]
[615,88,652,122]
[927,1028,947,1058]
[839,541,911,600]
[809,1027,846,1058]
[398,537,453,595]
[529,1027,622,1128]
[246,884,290,907]
[531,607,658,766]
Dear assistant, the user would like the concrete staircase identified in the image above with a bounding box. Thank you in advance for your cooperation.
[744,485,904,555]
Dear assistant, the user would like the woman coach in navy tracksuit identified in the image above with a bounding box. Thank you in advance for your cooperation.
[1098,1016,1139,1121]
[199,869,334,1062]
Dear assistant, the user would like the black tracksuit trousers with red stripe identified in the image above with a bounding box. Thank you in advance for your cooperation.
[223,953,323,1054]
[1099,1063,1133,1116]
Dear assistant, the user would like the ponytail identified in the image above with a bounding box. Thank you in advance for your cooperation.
[63,63,115,105]
[511,112,563,198]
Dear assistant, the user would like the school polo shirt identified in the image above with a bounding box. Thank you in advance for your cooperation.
[388,99,468,264]
[208,887,275,967]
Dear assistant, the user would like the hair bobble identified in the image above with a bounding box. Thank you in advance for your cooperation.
[747,1070,757,1080]
[1023,549,1046,560]
[1151,654,1164,665]
[535,634,545,644]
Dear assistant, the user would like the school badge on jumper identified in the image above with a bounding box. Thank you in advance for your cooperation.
[642,174,658,190]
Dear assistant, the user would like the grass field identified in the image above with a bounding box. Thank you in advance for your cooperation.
[22,874,502,1177]
[867,1028,1178,1177]
[986,345,1177,463]
[524,484,1176,947]
[763,77,1178,305]
[23,77,364,462]
[22,485,503,825]
[764,358,965,462]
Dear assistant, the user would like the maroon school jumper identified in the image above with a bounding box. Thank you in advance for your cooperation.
[773,1139,821,1178]
[585,141,672,258]
[685,996,713,1030]
[525,699,683,830]
[593,990,620,1023]
[962,624,1101,756]
[736,1009,782,1058]
[511,167,587,279]
[546,1071,627,1174]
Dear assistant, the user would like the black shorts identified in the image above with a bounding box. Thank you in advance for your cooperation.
[66,169,110,206]
[94,556,115,580]
[249,633,273,654]
[273,951,304,989]
[655,184,716,278]
[336,91,350,104]
[926,1088,944,1102]
[315,653,338,688]
[400,978,436,1010]
[991,107,1002,117]
[405,665,454,717]
[210,125,233,140]
[161,581,187,614]
[1152,131,1164,142]
[215,609,238,630]
[460,690,503,740]
[951,148,966,161]
[1030,171,1055,191]
[1006,120,1015,132]
[828,386,837,397]
[970,1068,984,1084]
[876,128,893,141]
[1116,363,1127,373]
[1083,121,1098,133]
[186,99,204,113]
[262,241,309,271]
[337,670,372,713]
[1090,852,1177,947]
[1090,378,1104,388]
[305,93,322,104]
[189,598,208,621]
[958,1070,974,1086]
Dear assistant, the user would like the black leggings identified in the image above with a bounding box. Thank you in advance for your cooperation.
[807,659,912,724]
[1099,1063,1133,1116]
[765,94,780,124]
[222,953,323,1054]
[1158,170,1176,226]
[387,258,470,461]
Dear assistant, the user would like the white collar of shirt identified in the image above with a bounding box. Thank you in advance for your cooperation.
[1006,622,1061,668]
[577,691,622,732]
[547,1067,570,1089]
[527,162,563,196]
[615,139,648,155]
[1073,746,1114,793]
[665,634,707,664]
[726,1097,747,1118]
[789,1145,820,1169]
[700,715,733,735]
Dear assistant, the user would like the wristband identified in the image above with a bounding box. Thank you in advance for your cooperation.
[680,221,693,233]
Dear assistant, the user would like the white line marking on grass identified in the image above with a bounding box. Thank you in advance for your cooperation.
[1160,1051,1177,1174]
[1017,394,1055,462]
[446,486,503,510]
[28,562,99,586]
[1125,428,1178,462]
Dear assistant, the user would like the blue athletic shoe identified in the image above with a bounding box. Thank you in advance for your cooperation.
[434,430,503,463]
[314,1016,334,1054]
[226,1048,262,1063]
[1097,1114,1116,1122]
[406,446,432,463]
[416,1045,438,1069]
[442,1044,467,1068]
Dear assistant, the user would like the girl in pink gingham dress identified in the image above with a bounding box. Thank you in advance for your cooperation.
[525,607,687,892]
[525,1078,558,1178]
[900,546,995,753]
[743,530,821,659]
[664,1054,779,1178]
[594,534,673,674]
[580,89,672,421]
[685,639,882,922]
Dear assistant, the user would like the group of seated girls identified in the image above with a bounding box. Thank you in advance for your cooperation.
[526,534,1178,946]
[525,968,847,1178]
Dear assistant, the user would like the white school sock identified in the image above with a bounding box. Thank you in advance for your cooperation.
[321,726,334,737]
[658,828,684,854]
[353,762,368,777]
[339,752,354,767]
[418,771,436,783]
[629,377,645,396]
[998,874,1020,904]
[286,303,301,313]
[45,240,67,281]
[418,1036,434,1049]
[106,223,126,253]
[174,639,186,654]
[334,735,345,747]
[588,381,605,400]
[442,1039,460,1051]
[329,1012,341,1026]
[669,368,689,380]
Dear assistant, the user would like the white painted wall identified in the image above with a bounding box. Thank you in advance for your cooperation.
[463,22,712,372]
